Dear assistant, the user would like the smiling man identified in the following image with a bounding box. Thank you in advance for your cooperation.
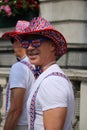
[26,17,74,130]
[1,22,35,130]
[2,17,75,130]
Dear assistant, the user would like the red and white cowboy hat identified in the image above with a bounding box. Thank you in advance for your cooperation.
[1,17,67,57]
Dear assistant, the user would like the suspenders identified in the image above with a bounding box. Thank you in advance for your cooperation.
[21,61,42,78]
[20,61,35,74]
[30,72,68,130]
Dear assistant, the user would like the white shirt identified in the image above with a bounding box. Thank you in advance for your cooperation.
[6,56,35,125]
[27,64,74,130]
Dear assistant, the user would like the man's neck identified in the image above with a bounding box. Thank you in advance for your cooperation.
[20,55,26,60]
[16,55,27,61]
[42,60,56,72]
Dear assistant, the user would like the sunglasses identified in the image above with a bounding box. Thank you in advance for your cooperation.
[20,38,49,48]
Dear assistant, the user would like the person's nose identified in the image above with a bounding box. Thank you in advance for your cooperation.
[27,44,35,57]
[28,43,34,50]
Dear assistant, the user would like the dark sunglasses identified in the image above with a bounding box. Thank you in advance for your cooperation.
[21,38,49,48]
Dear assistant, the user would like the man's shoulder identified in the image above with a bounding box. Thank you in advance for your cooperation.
[11,62,22,68]
[39,65,69,89]
[11,61,29,71]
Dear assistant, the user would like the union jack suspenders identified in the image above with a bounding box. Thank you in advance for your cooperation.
[20,61,35,74]
[21,61,42,78]
[30,72,68,130]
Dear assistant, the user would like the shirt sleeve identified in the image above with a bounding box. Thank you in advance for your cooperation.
[38,76,69,111]
[9,62,28,89]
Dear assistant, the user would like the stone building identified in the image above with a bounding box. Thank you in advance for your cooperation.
[0,0,87,130]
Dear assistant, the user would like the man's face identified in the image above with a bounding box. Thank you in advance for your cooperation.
[13,41,26,57]
[27,38,55,66]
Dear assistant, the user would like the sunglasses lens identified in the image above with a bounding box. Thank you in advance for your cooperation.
[32,39,41,47]
[21,38,49,48]
[30,38,49,47]
[21,40,29,48]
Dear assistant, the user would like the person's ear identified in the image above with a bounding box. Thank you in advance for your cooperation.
[50,42,55,52]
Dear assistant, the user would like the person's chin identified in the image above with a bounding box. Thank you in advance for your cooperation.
[29,55,40,65]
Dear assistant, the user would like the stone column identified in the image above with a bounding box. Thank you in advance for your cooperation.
[0,85,3,124]
[80,81,87,130]
[0,77,8,128]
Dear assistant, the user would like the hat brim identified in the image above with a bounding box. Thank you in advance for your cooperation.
[1,29,67,57]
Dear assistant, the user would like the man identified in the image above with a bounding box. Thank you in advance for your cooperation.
[27,17,75,130]
[2,17,75,130]
[2,29,35,130]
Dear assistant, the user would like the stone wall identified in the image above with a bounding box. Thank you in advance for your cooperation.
[0,0,87,69]
[0,68,9,130]
[40,0,87,69]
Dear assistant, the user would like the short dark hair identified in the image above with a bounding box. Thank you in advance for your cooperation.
[10,37,16,44]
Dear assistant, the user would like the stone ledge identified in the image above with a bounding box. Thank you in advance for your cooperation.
[67,43,87,49]
[0,68,10,78]
[0,27,14,37]
[63,69,87,82]
[0,68,87,82]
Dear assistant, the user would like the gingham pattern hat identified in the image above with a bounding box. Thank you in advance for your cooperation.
[2,17,67,57]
